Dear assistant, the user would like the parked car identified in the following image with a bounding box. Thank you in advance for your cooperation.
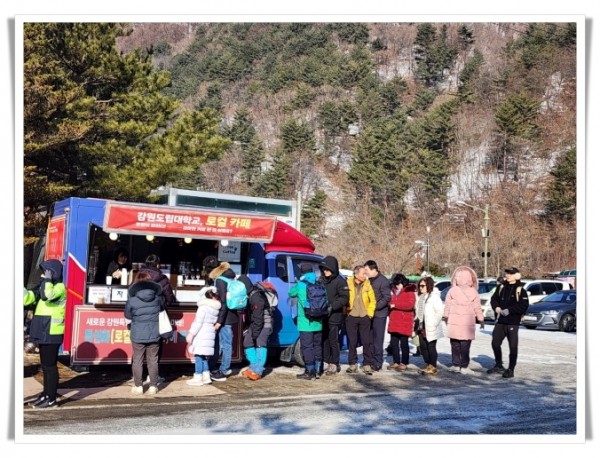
[479,279,572,321]
[521,290,577,332]
[434,279,451,292]
[557,269,576,287]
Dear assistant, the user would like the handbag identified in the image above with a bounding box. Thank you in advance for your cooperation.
[413,318,422,333]
[158,309,173,339]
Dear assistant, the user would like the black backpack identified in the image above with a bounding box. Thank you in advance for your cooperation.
[302,279,330,319]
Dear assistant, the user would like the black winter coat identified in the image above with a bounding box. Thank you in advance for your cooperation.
[490,280,529,325]
[137,265,176,308]
[319,256,350,325]
[370,272,392,318]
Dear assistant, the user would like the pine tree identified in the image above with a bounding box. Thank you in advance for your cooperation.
[252,151,293,199]
[23,23,231,236]
[301,189,327,238]
[242,137,266,187]
[545,147,576,221]
[281,119,316,154]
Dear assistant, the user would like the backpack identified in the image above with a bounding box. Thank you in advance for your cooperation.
[302,279,330,319]
[218,276,248,310]
[251,281,279,311]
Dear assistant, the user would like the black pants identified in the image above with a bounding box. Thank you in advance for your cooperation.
[389,332,410,365]
[491,323,520,370]
[299,331,322,366]
[322,321,341,365]
[450,338,472,368]
[419,335,438,367]
[346,315,373,366]
[38,343,61,401]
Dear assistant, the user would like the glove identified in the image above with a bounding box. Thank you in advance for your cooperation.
[500,309,509,316]
[44,269,54,281]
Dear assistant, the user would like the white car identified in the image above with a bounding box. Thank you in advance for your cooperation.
[481,280,573,320]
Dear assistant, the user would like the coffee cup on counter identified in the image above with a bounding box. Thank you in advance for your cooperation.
[106,276,113,285]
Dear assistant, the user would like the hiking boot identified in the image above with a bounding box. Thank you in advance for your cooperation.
[346,364,358,374]
[502,368,515,379]
[32,398,58,409]
[28,393,48,407]
[388,363,400,370]
[395,363,408,372]
[487,365,505,375]
[210,370,227,382]
[147,386,158,395]
[362,364,374,375]
[131,385,144,395]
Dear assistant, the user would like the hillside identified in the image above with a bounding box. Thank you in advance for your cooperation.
[113,21,577,276]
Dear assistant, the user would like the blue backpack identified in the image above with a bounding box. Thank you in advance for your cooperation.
[218,276,248,310]
[302,279,330,319]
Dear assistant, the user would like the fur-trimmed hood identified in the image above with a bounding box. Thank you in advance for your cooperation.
[209,262,232,279]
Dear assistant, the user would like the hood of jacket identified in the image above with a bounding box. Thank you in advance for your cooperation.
[40,259,63,282]
[300,271,317,284]
[209,262,233,279]
[197,297,222,311]
[319,256,340,276]
[128,280,162,301]
[451,266,478,288]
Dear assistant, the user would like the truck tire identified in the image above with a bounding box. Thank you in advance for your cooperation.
[293,339,305,367]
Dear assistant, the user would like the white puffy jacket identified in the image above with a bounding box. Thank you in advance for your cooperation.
[187,297,221,356]
[419,291,445,342]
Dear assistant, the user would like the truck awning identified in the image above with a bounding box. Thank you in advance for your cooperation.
[264,221,315,254]
[102,201,277,243]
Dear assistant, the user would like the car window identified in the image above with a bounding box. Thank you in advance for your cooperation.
[543,283,559,295]
[527,283,543,295]
[290,258,322,282]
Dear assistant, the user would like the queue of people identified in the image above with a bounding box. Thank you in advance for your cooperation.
[24,255,527,406]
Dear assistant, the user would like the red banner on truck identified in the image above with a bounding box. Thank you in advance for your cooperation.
[45,215,66,261]
[103,201,277,243]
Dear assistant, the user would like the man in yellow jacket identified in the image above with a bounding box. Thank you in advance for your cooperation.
[23,259,66,408]
[345,265,377,374]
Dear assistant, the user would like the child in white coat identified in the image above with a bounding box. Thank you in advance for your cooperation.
[186,286,221,386]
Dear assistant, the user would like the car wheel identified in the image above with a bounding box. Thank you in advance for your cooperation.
[559,313,576,332]
[524,325,537,330]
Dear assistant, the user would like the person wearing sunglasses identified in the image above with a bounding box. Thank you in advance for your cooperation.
[414,276,445,375]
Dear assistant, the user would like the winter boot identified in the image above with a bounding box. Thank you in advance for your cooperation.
[202,371,212,385]
[296,364,316,380]
[315,360,322,379]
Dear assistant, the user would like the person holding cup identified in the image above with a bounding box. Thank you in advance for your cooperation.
[106,247,130,282]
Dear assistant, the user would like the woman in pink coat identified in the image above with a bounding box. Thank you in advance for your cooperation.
[443,266,484,374]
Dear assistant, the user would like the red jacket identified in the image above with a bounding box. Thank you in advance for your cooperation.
[388,283,417,336]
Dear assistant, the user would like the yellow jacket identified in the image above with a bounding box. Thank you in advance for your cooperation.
[346,277,376,318]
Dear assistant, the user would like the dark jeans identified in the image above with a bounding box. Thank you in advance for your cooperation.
[299,330,323,366]
[38,343,60,401]
[370,316,387,369]
[450,338,472,368]
[322,321,341,365]
[419,335,438,367]
[491,323,520,370]
[131,341,160,387]
[346,315,373,366]
[389,332,410,365]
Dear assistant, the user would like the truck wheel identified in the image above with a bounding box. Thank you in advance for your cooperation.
[293,339,305,367]
[559,313,576,332]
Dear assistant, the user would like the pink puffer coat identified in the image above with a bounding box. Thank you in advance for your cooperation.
[443,266,484,340]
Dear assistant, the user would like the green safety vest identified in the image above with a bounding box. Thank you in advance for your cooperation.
[24,282,66,336]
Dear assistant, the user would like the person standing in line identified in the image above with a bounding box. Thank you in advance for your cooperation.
[125,272,163,395]
[363,260,392,372]
[24,259,66,408]
[320,256,350,376]
[345,265,376,374]
[238,275,273,381]
[186,286,221,386]
[486,267,529,379]
[443,266,484,374]
[387,273,417,372]
[289,264,324,380]
[137,254,176,385]
[415,276,445,376]
[208,261,240,382]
